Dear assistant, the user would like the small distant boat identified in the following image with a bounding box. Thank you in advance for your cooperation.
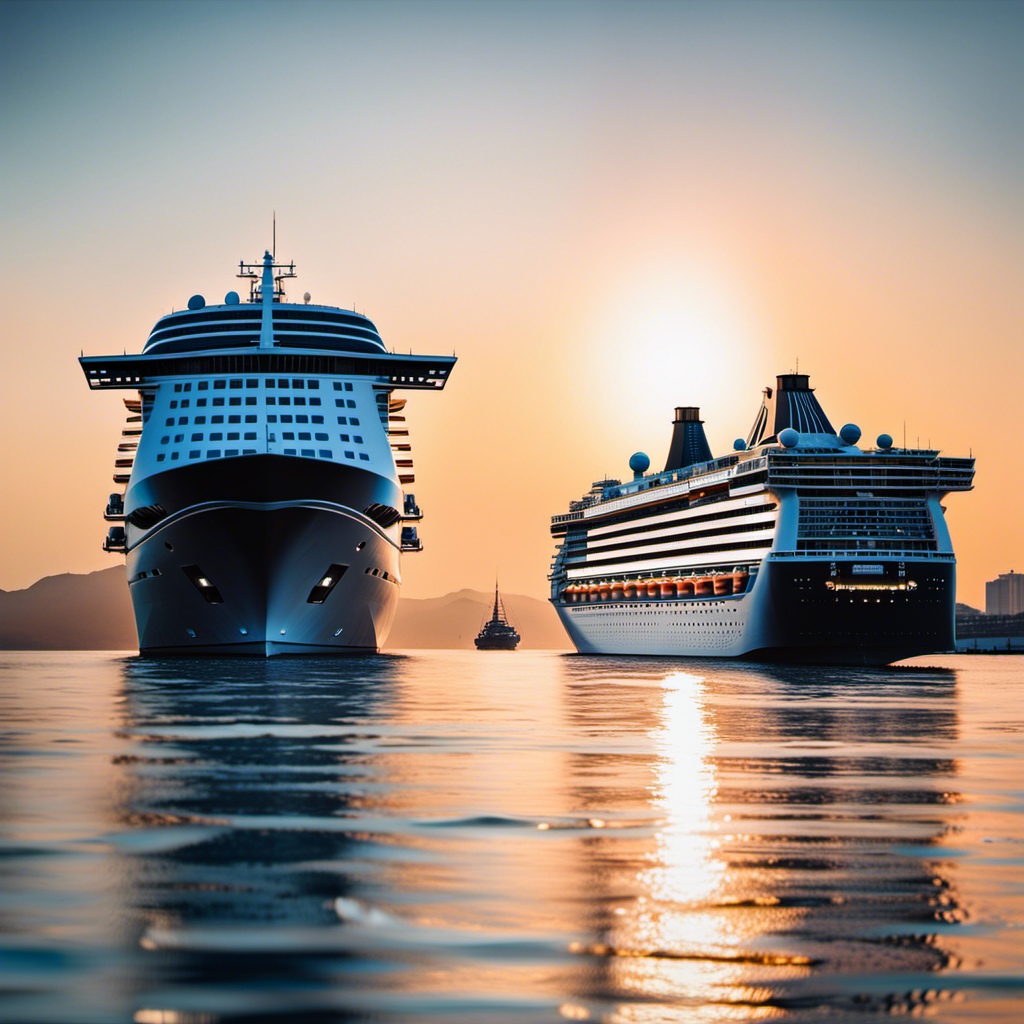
[475,584,521,650]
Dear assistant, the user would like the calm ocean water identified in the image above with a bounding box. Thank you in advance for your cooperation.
[1,650,1022,1023]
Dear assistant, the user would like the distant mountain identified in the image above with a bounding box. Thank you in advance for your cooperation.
[0,571,570,651]
[0,567,136,650]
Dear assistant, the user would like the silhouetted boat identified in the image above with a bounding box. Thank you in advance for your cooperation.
[475,584,521,650]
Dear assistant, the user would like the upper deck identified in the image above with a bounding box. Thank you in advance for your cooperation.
[143,304,387,356]
[80,250,455,392]
[551,446,975,535]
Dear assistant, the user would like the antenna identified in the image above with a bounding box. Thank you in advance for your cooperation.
[795,355,799,374]
[272,211,276,261]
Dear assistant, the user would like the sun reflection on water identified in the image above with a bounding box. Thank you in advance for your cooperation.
[601,670,807,1020]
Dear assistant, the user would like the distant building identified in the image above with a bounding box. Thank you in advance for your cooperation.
[985,571,1024,616]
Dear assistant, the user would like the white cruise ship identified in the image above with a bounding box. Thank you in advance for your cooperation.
[549,374,974,665]
[81,250,455,655]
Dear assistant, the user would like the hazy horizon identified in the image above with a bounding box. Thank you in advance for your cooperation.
[2,0,1021,608]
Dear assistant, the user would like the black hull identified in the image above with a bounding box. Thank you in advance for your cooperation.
[755,558,956,664]
[123,456,401,656]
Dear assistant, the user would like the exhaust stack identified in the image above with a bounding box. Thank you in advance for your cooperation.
[664,407,713,472]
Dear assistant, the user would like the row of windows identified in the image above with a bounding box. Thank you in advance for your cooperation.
[172,378,346,392]
[169,396,324,408]
[156,449,371,463]
[166,415,257,425]
[161,430,364,444]
[569,518,775,563]
[164,414,358,427]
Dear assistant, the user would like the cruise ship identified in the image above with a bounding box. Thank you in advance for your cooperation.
[81,250,455,655]
[549,374,974,664]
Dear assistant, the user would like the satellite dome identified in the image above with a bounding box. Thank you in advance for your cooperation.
[839,423,861,445]
[877,433,894,450]
[733,438,746,451]
[778,428,799,448]
[187,294,205,310]
[629,452,650,476]
[224,290,240,305]
[303,292,311,304]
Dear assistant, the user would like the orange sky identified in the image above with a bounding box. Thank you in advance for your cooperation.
[1,1,1021,610]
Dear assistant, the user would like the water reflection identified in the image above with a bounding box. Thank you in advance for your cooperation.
[1,651,994,1024]
[559,657,963,1020]
[113,655,406,1023]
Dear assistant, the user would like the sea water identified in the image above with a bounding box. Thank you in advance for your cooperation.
[0,650,1022,1023]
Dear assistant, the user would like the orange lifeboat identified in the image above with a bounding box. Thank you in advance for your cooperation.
[598,583,612,601]
[611,582,625,601]
[733,571,750,595]
[587,584,601,603]
[659,579,676,598]
[694,576,714,597]
[623,581,637,599]
[646,580,660,599]
[713,574,734,596]
[677,578,696,598]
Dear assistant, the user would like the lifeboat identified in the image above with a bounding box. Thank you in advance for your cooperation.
[598,583,612,601]
[623,581,637,599]
[732,571,750,595]
[659,579,676,598]
[677,578,696,598]
[694,576,714,597]
[645,580,660,599]
[610,582,624,601]
[713,575,734,596]
[587,583,601,603]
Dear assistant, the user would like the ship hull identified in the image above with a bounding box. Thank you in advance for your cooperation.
[552,558,955,666]
[474,637,520,651]
[123,457,402,656]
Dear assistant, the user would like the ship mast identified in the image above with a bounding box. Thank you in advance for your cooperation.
[492,582,501,623]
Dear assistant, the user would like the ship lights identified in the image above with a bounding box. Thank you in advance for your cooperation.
[307,563,348,604]
[825,580,916,592]
[181,565,224,604]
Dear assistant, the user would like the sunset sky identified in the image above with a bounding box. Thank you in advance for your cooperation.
[1,0,1021,610]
